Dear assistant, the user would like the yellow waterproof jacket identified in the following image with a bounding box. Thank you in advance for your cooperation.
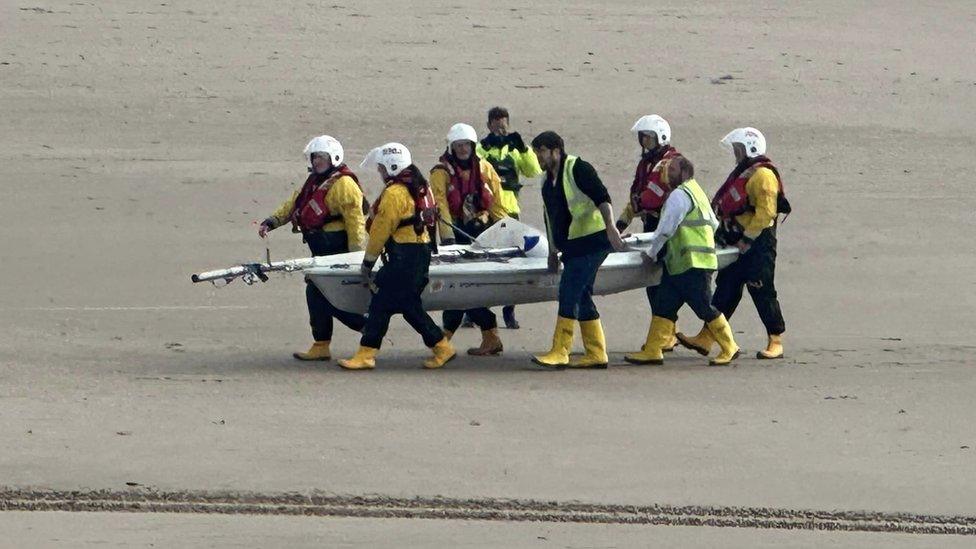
[365,183,429,263]
[736,166,779,240]
[430,157,507,241]
[476,142,542,216]
[267,174,366,251]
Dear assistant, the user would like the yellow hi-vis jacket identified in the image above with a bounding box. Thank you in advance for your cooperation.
[736,166,780,240]
[430,157,507,241]
[364,183,430,263]
[267,174,366,251]
[475,142,542,216]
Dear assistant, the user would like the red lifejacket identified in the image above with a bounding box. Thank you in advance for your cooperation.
[365,171,438,235]
[432,153,494,221]
[292,165,366,232]
[712,156,788,221]
[630,146,682,214]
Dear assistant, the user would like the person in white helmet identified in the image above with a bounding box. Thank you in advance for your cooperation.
[430,123,508,357]
[258,135,368,361]
[338,143,456,370]
[615,114,685,354]
[477,106,543,329]
[677,127,791,360]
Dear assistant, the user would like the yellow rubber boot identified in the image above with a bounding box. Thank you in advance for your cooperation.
[532,316,575,368]
[337,346,378,370]
[468,328,503,356]
[624,316,673,365]
[570,319,609,369]
[676,324,714,357]
[662,322,679,353]
[424,337,457,369]
[757,334,784,360]
[707,315,740,366]
[293,341,331,361]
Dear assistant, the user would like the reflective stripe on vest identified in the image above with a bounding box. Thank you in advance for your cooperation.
[665,179,718,275]
[561,155,606,240]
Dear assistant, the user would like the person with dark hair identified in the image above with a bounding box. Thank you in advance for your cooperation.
[338,143,456,370]
[477,106,542,329]
[258,135,367,362]
[624,156,740,367]
[678,127,789,360]
[530,131,627,369]
[431,123,507,356]
[614,115,685,352]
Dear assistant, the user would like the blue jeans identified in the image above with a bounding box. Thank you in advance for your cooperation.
[557,249,610,321]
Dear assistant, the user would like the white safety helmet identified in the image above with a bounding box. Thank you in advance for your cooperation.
[721,127,767,158]
[360,142,412,177]
[630,114,671,146]
[446,123,478,146]
[303,135,343,167]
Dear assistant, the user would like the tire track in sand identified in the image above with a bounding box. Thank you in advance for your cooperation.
[2,488,974,535]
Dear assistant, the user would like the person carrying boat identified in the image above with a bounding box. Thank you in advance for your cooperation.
[678,127,790,360]
[477,106,543,329]
[530,131,627,369]
[258,135,367,362]
[338,143,456,370]
[431,123,508,357]
[624,156,740,366]
[614,114,684,353]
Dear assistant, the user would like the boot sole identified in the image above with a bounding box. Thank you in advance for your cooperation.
[675,335,710,357]
[467,346,503,356]
[568,362,609,369]
[709,350,741,367]
[531,357,568,369]
[337,362,374,370]
[293,354,331,362]
[624,357,664,365]
[756,352,784,360]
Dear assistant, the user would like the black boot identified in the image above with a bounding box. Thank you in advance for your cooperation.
[503,305,520,329]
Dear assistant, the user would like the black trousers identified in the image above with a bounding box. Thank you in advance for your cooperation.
[712,227,786,335]
[443,308,497,332]
[651,267,722,324]
[304,230,366,341]
[360,242,444,349]
[442,220,497,332]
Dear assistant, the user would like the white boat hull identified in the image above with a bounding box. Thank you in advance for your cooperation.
[305,235,738,315]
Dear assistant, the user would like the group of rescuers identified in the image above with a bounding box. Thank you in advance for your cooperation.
[258,108,790,370]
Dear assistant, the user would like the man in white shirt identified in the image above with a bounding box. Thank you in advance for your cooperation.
[625,157,741,367]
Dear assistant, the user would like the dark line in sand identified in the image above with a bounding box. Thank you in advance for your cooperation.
[1,488,974,536]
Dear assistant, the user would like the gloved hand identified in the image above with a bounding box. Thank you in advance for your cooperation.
[547,252,561,274]
[507,132,527,152]
[615,219,628,233]
[257,218,275,238]
[360,259,377,292]
[483,133,506,149]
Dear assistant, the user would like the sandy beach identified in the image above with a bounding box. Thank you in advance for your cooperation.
[2,1,975,546]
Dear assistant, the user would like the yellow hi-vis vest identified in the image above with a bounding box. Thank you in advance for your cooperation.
[665,179,718,275]
[553,155,606,241]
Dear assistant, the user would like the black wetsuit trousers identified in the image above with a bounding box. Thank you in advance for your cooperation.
[304,230,366,341]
